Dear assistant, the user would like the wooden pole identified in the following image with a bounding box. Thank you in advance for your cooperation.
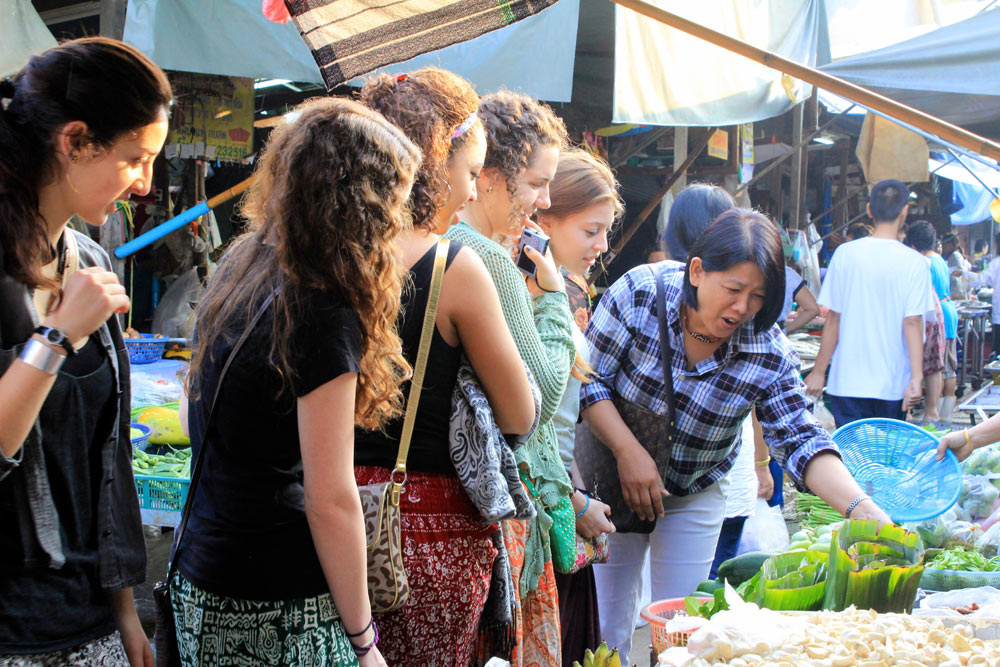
[610,0,1000,162]
[589,127,717,284]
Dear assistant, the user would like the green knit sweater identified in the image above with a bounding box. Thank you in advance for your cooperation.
[445,222,575,592]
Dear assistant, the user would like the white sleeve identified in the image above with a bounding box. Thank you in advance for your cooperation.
[904,258,933,318]
[817,253,842,312]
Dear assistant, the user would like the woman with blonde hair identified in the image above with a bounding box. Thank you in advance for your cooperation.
[358,68,535,665]
[172,97,421,666]
[445,91,576,665]
[535,148,622,665]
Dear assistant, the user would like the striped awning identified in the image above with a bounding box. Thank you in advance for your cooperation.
[286,0,560,91]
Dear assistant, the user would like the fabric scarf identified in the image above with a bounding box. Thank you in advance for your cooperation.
[449,358,539,523]
[449,357,540,658]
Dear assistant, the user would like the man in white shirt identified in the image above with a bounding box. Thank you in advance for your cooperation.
[805,180,932,427]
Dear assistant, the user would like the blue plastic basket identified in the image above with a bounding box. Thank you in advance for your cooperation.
[124,333,166,365]
[130,422,152,450]
[831,418,962,523]
[134,474,189,527]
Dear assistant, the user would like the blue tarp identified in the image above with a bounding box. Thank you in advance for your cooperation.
[820,9,1000,127]
[952,181,997,226]
[122,0,578,102]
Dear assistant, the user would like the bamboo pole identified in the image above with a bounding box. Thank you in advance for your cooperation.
[589,127,717,284]
[611,0,1000,162]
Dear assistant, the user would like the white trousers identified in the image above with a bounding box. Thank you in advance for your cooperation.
[593,481,727,663]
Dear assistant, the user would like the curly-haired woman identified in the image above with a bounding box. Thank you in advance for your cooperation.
[0,38,171,666]
[358,68,535,665]
[172,97,422,666]
[445,91,576,666]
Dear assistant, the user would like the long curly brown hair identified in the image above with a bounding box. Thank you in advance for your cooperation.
[188,97,421,430]
[360,68,480,230]
[479,91,568,198]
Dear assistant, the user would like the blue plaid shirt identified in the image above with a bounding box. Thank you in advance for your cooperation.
[581,262,839,495]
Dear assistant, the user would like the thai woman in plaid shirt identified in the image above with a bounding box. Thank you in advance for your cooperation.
[579,209,890,662]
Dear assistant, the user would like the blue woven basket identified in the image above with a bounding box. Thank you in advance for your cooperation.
[831,418,962,523]
[124,333,166,364]
[130,422,152,450]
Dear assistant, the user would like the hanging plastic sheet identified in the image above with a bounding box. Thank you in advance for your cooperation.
[1,0,57,78]
[951,181,998,226]
[123,0,323,84]
[613,0,829,126]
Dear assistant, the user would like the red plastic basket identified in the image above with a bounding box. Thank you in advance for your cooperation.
[641,597,710,654]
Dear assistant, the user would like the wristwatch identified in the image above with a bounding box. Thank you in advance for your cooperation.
[34,326,77,357]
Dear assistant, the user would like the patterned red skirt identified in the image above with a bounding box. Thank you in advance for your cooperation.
[354,466,498,666]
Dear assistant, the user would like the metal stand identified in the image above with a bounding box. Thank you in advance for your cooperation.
[958,308,989,392]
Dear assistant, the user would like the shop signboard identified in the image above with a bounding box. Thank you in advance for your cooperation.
[708,128,729,160]
[166,72,254,161]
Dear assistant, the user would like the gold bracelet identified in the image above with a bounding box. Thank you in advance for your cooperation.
[965,429,972,447]
[755,456,771,468]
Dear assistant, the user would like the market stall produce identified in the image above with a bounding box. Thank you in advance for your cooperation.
[658,598,1000,666]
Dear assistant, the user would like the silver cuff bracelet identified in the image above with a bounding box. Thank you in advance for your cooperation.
[19,338,65,375]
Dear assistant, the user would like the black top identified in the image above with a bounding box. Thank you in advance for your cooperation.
[355,241,463,473]
[0,337,118,652]
[177,286,362,601]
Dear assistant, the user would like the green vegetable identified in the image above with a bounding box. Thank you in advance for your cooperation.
[695,579,724,594]
[130,427,144,440]
[927,546,1000,572]
[132,445,192,479]
[717,550,774,586]
[683,587,729,620]
[759,550,829,611]
[822,520,925,614]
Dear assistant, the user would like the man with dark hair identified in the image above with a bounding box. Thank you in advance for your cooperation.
[805,180,933,427]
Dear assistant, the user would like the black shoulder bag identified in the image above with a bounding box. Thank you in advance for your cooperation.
[153,289,277,667]
[575,265,676,534]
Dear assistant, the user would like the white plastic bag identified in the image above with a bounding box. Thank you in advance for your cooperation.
[738,498,789,554]
[813,400,836,432]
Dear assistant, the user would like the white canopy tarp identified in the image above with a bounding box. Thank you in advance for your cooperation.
[1,0,57,78]
[612,0,829,127]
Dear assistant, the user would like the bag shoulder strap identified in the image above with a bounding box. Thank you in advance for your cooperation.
[390,238,449,499]
[653,265,676,441]
[167,286,278,575]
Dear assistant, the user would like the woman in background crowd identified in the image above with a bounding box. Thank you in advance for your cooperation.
[358,68,535,665]
[445,91,576,666]
[0,38,170,666]
[174,98,420,666]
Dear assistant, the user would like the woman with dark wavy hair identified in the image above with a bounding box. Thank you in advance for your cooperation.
[358,68,535,664]
[174,97,421,666]
[581,209,891,663]
[0,37,171,666]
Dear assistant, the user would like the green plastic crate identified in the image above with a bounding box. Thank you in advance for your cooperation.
[135,473,189,527]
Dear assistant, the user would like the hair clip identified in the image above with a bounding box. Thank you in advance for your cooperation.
[396,73,408,83]
[451,112,479,141]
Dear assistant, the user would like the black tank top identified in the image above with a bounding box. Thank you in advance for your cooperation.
[354,241,464,473]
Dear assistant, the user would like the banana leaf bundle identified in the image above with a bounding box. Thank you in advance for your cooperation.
[758,550,828,611]
[821,519,925,613]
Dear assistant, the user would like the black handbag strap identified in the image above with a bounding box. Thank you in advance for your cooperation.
[653,266,676,441]
[164,287,278,579]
